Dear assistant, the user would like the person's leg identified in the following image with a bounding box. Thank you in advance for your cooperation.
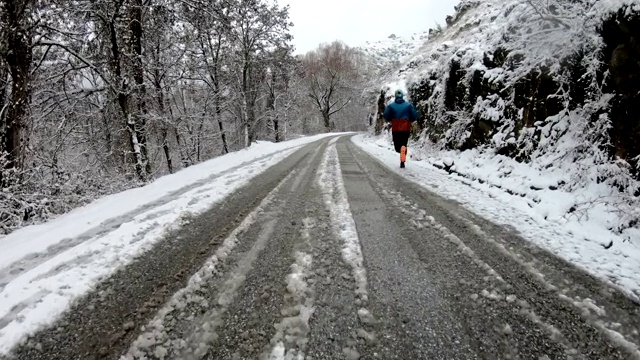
[399,132,410,150]
[392,132,402,153]
[399,132,410,168]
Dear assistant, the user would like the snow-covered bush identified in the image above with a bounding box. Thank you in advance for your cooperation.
[0,153,136,234]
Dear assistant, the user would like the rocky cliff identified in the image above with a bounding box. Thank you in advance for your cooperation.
[373,0,640,236]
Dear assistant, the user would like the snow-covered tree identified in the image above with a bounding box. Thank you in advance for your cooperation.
[0,0,302,234]
[223,0,293,148]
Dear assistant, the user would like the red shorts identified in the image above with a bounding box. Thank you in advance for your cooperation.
[391,119,412,132]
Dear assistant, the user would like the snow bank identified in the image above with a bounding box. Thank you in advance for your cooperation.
[0,134,343,267]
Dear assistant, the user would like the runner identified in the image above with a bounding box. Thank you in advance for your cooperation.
[383,89,419,168]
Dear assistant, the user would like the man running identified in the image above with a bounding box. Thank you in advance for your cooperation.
[383,89,419,168]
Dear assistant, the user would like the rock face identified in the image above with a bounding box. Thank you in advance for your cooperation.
[601,8,640,177]
[375,0,640,182]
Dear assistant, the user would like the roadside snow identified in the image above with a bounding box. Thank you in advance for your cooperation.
[0,134,342,267]
[352,134,640,302]
[0,133,342,356]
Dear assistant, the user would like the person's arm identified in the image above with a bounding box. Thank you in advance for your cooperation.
[383,105,391,122]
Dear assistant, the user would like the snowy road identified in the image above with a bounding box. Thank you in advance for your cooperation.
[2,135,640,359]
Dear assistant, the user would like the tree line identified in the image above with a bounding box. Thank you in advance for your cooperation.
[0,0,372,233]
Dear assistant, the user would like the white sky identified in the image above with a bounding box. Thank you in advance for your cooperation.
[276,0,457,54]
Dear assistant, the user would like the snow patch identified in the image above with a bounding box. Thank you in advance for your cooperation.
[267,249,314,360]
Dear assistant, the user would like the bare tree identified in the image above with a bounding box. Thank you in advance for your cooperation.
[146,0,179,173]
[301,41,361,132]
[264,47,295,142]
[126,0,151,177]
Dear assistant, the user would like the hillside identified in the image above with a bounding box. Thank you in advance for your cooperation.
[369,0,640,244]
[357,32,428,75]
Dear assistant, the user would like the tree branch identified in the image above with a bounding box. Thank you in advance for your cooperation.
[525,0,570,29]
[35,40,116,91]
[328,98,350,116]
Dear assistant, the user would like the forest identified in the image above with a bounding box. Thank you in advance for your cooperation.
[0,0,373,233]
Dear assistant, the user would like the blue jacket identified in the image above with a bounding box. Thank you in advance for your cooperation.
[383,98,418,132]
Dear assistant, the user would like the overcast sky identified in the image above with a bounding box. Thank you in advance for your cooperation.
[276,0,457,54]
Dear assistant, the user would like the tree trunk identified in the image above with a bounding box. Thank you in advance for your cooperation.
[104,3,144,178]
[242,95,250,148]
[247,100,256,144]
[116,86,145,181]
[126,115,146,180]
[154,71,173,174]
[0,61,7,122]
[1,0,34,172]
[283,116,287,141]
[244,121,250,148]
[100,110,116,169]
[217,116,228,154]
[174,127,189,168]
[268,69,280,142]
[322,110,331,132]
[196,112,205,162]
[241,60,251,148]
[210,33,228,154]
[375,90,386,135]
[161,127,173,174]
[0,65,7,179]
[129,0,150,177]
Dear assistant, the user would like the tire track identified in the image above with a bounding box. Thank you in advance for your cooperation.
[264,219,315,360]
[123,142,331,360]
[316,143,378,359]
[122,171,293,359]
[199,138,329,360]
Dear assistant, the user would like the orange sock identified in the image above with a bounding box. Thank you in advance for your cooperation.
[400,146,407,162]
